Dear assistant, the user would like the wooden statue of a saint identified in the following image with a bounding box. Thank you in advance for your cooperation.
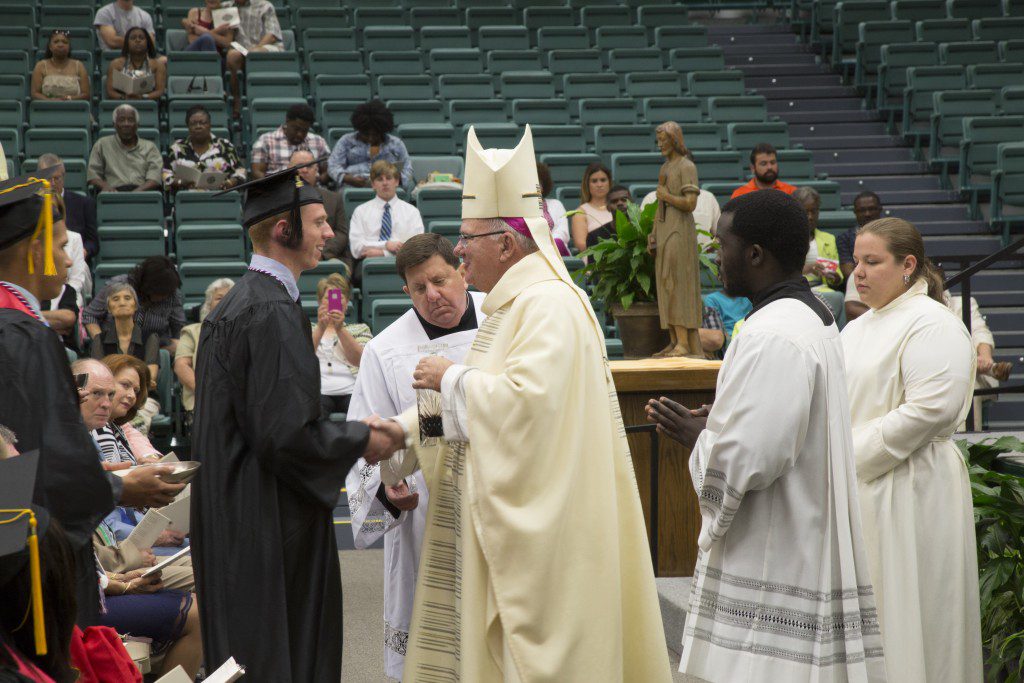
[648,121,704,358]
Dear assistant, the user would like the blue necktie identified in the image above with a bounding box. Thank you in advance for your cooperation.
[380,203,392,242]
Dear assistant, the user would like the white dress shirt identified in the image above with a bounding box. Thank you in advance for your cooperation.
[249,254,300,301]
[544,198,569,246]
[65,230,91,306]
[642,188,721,247]
[349,195,424,259]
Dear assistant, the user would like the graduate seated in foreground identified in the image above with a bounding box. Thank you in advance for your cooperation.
[313,271,372,417]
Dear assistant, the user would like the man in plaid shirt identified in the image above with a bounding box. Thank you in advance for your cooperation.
[250,103,330,182]
[700,305,726,359]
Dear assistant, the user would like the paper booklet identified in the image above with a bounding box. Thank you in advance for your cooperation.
[155,657,245,683]
[157,494,190,534]
[159,451,179,463]
[229,41,249,56]
[126,508,171,549]
[111,69,155,96]
[141,546,191,578]
[211,6,240,28]
[172,163,227,190]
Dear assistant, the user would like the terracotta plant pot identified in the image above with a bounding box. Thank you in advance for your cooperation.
[611,302,669,360]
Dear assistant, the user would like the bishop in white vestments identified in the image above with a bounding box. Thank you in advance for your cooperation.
[648,190,886,683]
[345,233,485,680]
[373,126,672,682]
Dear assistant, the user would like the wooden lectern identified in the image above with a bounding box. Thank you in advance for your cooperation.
[610,358,721,577]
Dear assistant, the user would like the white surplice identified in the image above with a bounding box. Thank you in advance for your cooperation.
[344,292,485,681]
[681,294,886,683]
[842,280,983,683]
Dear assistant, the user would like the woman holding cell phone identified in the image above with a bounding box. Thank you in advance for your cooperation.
[312,272,373,417]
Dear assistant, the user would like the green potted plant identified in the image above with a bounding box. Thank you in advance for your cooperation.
[573,201,718,359]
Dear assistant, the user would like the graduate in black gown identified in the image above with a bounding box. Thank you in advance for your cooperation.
[191,160,399,681]
[0,173,114,626]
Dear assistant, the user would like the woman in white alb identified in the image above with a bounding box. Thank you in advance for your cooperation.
[841,217,982,683]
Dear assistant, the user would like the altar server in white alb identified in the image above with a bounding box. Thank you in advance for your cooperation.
[345,232,484,680]
[647,189,886,683]
[370,125,671,682]
[842,217,982,683]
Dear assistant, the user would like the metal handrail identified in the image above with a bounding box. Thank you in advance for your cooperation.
[625,423,660,569]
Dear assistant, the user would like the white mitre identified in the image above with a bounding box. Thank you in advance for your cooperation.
[461,125,544,220]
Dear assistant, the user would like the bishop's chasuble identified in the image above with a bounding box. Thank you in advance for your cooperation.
[681,286,887,682]
[383,251,671,682]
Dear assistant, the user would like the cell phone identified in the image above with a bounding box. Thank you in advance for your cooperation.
[75,373,89,389]
[327,289,344,313]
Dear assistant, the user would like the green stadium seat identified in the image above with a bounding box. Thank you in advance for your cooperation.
[524,7,576,33]
[175,224,246,261]
[580,6,632,37]
[361,258,406,312]
[94,262,133,294]
[727,121,791,151]
[1008,0,1024,15]
[377,76,434,101]
[0,27,33,54]
[939,41,999,66]
[175,191,242,224]
[555,185,582,207]
[28,100,91,129]
[563,73,620,107]
[449,100,506,126]
[390,101,445,125]
[179,262,249,302]
[397,123,457,155]
[691,151,745,183]
[166,52,222,78]
[609,48,664,75]
[96,127,158,149]
[1001,39,1024,63]
[97,192,163,225]
[900,65,966,147]
[245,73,303,102]
[511,99,571,125]
[342,187,376,213]
[915,19,971,43]
[414,187,463,222]
[409,7,463,29]
[438,75,495,101]
[537,27,590,51]
[531,125,588,154]
[928,89,999,183]
[313,75,372,103]
[479,25,530,51]
[463,122,521,148]
[688,71,747,107]
[811,0,839,48]
[791,180,843,210]
[363,26,416,52]
[22,158,86,192]
[891,0,947,20]
[0,101,23,132]
[250,98,306,134]
[0,74,27,102]
[99,100,159,131]
[854,21,915,98]
[297,262,350,300]
[0,5,35,27]
[1003,85,1024,114]
[959,115,1024,216]
[708,96,768,126]
[427,219,461,245]
[246,51,301,75]
[95,225,165,262]
[164,29,189,53]
[352,8,405,29]
[168,100,230,129]
[537,153,601,184]
[775,149,818,179]
[625,73,683,99]
[429,48,484,75]
[681,123,729,150]
[308,51,364,78]
[973,17,1024,41]
[606,338,624,360]
[0,51,30,77]
[167,75,225,100]
[302,28,357,53]
[579,99,638,126]
[420,26,472,51]
[669,47,726,73]
[644,97,702,124]
[410,156,464,184]
[370,299,413,335]
[40,5,94,29]
[875,43,938,115]
[991,141,1024,240]
[967,63,1024,89]
[947,0,1003,18]
[654,25,708,52]
[499,71,556,99]
[0,128,19,159]
[638,6,691,41]
[611,152,661,184]
[25,129,89,159]
[549,49,603,75]
[465,7,518,31]
[368,51,423,76]
[487,49,543,73]
[596,27,649,52]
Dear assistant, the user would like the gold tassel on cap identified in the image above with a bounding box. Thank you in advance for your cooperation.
[0,176,57,276]
[0,508,47,656]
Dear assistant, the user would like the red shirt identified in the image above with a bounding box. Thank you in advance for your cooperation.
[730,178,797,199]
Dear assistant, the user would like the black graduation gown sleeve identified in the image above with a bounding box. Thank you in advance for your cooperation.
[0,310,114,625]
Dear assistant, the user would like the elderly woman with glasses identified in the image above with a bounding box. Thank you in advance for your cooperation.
[163,104,246,192]
[89,281,160,388]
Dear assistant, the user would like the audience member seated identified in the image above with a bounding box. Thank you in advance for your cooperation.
[31,30,90,101]
[38,153,99,262]
[250,103,329,180]
[642,149,721,247]
[163,104,246,192]
[699,305,727,359]
[87,104,163,193]
[328,100,412,189]
[703,289,753,342]
[570,161,613,253]
[174,277,234,427]
[41,195,87,352]
[794,186,844,322]
[84,256,185,354]
[88,281,160,384]
[182,0,235,53]
[94,0,157,51]
[313,273,372,416]
[837,190,883,280]
[731,143,796,198]
[586,184,630,249]
[349,160,424,270]
[226,0,285,116]
[537,162,570,249]
[292,150,350,269]
[106,27,166,102]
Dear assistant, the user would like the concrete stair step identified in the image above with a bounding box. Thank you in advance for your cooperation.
[844,188,962,204]
[792,121,889,137]
[968,269,1024,293]
[747,73,842,88]
[725,53,821,66]
[760,85,860,99]
[883,204,972,222]
[817,160,928,176]
[836,175,944,194]
[769,97,865,113]
[795,134,902,150]
[913,220,993,236]
[813,148,916,164]
[988,395,1024,426]
[712,33,803,47]
[707,25,796,36]
[732,63,829,77]
[980,307,1024,329]
[778,110,882,124]
[720,43,811,55]
[994,330,1024,347]
[924,235,1005,258]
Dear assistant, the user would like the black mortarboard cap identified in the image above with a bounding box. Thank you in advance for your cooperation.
[0,168,59,268]
[216,156,326,247]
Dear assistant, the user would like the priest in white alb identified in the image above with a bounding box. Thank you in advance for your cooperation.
[647,190,887,682]
[368,126,672,682]
[345,232,485,680]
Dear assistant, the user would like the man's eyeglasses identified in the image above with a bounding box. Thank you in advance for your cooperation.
[456,230,506,245]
